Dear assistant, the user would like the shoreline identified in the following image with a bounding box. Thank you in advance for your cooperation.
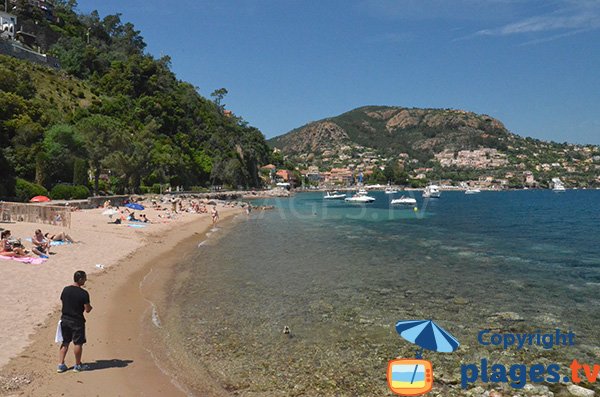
[0,205,242,396]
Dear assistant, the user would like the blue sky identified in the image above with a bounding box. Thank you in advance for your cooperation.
[80,1,600,145]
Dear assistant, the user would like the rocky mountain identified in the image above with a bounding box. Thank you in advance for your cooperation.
[268,106,600,188]
[269,106,511,161]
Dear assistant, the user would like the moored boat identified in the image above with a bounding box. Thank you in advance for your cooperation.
[345,194,376,203]
[422,185,441,198]
[552,178,566,192]
[391,196,417,205]
[324,191,346,199]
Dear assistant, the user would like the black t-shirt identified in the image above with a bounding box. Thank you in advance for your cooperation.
[60,285,90,323]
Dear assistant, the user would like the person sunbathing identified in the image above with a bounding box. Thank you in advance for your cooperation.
[32,229,50,257]
[44,232,75,243]
[1,230,27,257]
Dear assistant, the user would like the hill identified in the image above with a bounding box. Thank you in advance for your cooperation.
[269,106,600,188]
[0,3,272,200]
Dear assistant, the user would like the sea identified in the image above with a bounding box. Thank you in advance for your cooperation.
[149,190,600,396]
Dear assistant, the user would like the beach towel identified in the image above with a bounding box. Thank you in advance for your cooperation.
[55,320,63,343]
[127,223,147,228]
[24,238,70,246]
[0,255,47,265]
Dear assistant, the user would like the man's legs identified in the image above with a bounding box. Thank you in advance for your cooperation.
[73,344,83,365]
[59,342,69,364]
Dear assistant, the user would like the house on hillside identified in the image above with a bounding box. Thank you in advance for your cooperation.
[0,11,16,39]
[7,0,56,22]
[275,169,297,186]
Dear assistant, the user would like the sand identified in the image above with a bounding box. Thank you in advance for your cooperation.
[0,202,242,396]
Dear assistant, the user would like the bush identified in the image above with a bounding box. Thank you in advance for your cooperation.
[50,184,90,200]
[190,186,209,193]
[15,178,48,202]
[150,183,165,194]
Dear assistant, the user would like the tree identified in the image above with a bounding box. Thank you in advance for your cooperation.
[76,115,124,195]
[210,88,228,110]
[42,124,85,186]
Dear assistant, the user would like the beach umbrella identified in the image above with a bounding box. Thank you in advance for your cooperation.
[102,208,119,216]
[30,195,50,202]
[395,320,459,356]
[124,203,144,210]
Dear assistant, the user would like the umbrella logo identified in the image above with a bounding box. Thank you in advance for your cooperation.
[387,320,460,396]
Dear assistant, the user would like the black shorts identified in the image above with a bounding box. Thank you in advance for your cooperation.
[61,319,86,345]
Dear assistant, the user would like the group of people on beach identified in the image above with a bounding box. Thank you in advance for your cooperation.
[0,228,75,259]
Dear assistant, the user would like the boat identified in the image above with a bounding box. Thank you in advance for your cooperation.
[391,195,417,205]
[358,188,368,195]
[385,185,398,194]
[324,191,346,200]
[345,194,376,203]
[422,184,441,198]
[551,177,566,192]
[465,188,481,194]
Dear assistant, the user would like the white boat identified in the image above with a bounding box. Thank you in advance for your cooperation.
[358,188,368,195]
[422,184,441,198]
[345,194,376,203]
[391,195,417,205]
[324,191,346,200]
[385,185,398,194]
[465,188,481,194]
[551,178,566,192]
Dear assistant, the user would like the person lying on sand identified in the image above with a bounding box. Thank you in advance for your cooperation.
[44,232,75,243]
[1,230,28,257]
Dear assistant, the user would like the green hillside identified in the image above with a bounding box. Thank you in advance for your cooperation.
[0,3,272,200]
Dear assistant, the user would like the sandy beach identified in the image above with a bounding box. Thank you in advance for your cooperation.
[0,201,242,396]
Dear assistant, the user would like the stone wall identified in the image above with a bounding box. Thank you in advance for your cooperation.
[0,38,59,68]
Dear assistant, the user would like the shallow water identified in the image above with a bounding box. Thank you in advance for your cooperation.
[160,190,600,396]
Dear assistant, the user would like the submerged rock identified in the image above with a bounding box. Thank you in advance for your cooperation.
[489,311,524,321]
[566,384,595,397]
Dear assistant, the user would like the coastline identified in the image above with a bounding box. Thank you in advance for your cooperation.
[0,205,242,396]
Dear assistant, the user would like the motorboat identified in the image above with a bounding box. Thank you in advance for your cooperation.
[324,191,346,200]
[391,195,417,205]
[551,178,566,192]
[345,190,376,203]
[422,184,441,198]
[385,185,398,194]
[345,194,375,203]
[465,188,481,194]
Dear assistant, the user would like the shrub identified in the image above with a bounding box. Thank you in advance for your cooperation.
[50,184,90,200]
[150,183,163,194]
[15,178,48,202]
[190,186,209,193]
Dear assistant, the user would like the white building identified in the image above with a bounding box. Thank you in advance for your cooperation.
[0,11,17,39]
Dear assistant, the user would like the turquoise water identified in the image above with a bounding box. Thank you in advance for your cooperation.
[164,190,600,396]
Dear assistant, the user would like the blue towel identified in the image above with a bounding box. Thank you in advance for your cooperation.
[127,223,147,228]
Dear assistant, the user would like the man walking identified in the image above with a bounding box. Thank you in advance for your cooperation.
[57,270,92,373]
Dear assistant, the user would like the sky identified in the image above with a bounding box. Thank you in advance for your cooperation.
[79,0,600,145]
